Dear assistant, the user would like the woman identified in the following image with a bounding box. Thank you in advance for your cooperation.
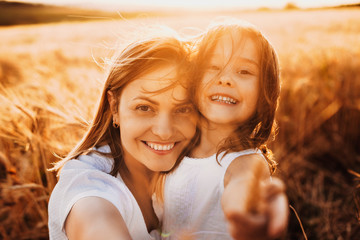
[48,34,198,240]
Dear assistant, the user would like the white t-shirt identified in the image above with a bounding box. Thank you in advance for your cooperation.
[48,145,160,240]
[161,149,264,240]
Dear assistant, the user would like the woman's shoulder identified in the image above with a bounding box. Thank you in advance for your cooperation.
[49,156,135,236]
[62,145,114,174]
[64,196,133,240]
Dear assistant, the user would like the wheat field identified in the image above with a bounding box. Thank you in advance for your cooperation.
[0,8,359,239]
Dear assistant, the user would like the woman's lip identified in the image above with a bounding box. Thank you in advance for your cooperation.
[141,141,177,155]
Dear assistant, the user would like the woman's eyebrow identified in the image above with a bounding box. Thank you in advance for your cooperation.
[132,96,158,105]
[174,100,192,106]
[132,96,191,106]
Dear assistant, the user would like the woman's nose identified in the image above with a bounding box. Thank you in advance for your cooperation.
[151,113,174,140]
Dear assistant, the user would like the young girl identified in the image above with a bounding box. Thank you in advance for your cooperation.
[161,20,288,239]
[48,35,198,240]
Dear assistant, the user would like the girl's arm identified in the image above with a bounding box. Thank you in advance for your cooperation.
[221,154,288,240]
[65,197,132,240]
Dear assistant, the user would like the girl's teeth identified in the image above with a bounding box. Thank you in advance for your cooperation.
[211,95,237,104]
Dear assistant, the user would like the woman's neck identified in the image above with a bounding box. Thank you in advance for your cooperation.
[191,120,236,158]
[120,156,154,193]
[120,155,159,232]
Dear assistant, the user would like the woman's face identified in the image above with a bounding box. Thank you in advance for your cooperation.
[113,64,197,172]
[198,34,260,128]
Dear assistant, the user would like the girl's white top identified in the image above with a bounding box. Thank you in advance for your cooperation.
[48,145,160,240]
[160,149,264,240]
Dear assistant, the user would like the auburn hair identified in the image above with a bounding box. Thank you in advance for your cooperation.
[51,35,199,180]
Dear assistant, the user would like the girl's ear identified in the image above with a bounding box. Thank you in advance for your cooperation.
[107,90,117,114]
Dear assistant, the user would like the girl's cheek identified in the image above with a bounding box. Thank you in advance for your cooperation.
[200,71,212,82]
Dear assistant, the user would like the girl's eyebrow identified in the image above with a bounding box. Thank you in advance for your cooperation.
[235,57,259,67]
[211,54,259,67]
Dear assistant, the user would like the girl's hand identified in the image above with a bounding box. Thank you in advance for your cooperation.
[223,177,289,240]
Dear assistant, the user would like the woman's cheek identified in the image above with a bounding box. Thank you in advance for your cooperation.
[178,115,197,139]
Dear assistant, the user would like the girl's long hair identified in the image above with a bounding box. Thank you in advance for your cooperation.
[191,20,280,173]
[51,35,199,179]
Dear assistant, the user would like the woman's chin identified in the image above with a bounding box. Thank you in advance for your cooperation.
[148,161,176,173]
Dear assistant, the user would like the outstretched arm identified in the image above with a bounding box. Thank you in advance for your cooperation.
[65,197,132,240]
[221,154,288,240]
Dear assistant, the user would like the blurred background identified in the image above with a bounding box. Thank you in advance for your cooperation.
[0,0,359,239]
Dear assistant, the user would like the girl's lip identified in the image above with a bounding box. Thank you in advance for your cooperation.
[209,93,238,105]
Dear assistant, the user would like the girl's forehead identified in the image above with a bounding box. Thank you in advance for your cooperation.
[211,34,259,64]
[215,32,251,51]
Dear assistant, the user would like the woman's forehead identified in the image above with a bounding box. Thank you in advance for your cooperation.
[122,65,189,101]
[136,65,179,88]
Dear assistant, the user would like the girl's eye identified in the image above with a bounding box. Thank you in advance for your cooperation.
[136,105,152,112]
[175,106,193,114]
[209,65,220,71]
[237,69,252,75]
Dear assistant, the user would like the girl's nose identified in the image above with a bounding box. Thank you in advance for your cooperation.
[151,113,174,140]
[217,74,233,87]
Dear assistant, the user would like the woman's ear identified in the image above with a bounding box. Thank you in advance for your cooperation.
[107,90,120,127]
[107,90,117,114]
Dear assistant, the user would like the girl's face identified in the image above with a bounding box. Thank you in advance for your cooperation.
[198,34,260,128]
[113,65,196,172]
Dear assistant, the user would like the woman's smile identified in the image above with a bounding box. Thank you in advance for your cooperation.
[142,141,179,155]
[116,64,197,172]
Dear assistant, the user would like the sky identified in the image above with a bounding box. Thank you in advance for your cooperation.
[14,0,360,11]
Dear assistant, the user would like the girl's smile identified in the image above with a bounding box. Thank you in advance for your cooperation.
[210,94,238,105]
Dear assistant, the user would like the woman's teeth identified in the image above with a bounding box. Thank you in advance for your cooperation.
[211,95,237,104]
[146,142,175,151]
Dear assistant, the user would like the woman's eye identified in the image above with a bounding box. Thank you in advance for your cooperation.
[136,105,152,112]
[175,106,193,114]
